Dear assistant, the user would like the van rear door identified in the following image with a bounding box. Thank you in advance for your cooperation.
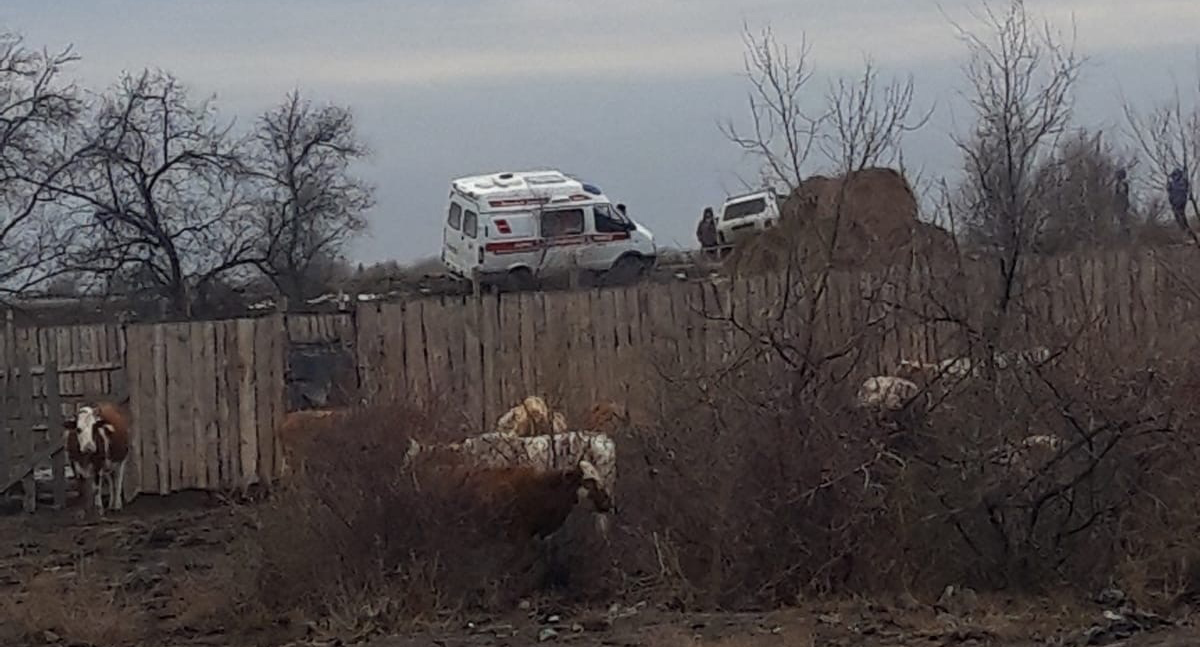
[442,198,467,272]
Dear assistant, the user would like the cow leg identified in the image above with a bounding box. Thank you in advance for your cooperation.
[112,462,126,511]
[93,473,105,517]
[103,471,114,511]
[594,512,612,540]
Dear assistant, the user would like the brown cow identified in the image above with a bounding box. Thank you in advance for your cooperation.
[582,401,631,435]
[277,408,351,476]
[418,458,612,541]
[63,402,131,516]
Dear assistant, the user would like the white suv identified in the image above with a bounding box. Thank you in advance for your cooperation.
[715,189,784,246]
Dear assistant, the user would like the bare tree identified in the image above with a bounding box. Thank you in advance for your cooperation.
[0,31,82,299]
[950,0,1082,325]
[249,90,373,302]
[1122,72,1200,240]
[51,70,257,317]
[721,24,823,193]
[820,58,930,173]
[1033,129,1135,250]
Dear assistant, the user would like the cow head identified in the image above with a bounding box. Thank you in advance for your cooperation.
[574,459,613,513]
[63,405,103,454]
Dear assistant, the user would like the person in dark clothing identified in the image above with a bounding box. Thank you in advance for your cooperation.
[1168,167,1191,233]
[696,207,719,256]
[1114,168,1131,235]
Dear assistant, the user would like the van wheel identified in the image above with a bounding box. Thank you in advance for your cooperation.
[607,255,650,286]
[505,268,537,292]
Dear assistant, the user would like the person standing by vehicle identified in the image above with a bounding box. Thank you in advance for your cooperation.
[1168,167,1191,234]
[1114,167,1131,236]
[696,207,719,259]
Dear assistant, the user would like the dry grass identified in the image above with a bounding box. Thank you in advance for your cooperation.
[0,569,151,646]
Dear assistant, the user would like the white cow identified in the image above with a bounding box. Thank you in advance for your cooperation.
[856,376,922,412]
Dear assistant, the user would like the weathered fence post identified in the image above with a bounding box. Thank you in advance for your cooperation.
[15,347,34,513]
[45,360,67,509]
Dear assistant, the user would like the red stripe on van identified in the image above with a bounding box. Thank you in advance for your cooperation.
[545,235,588,247]
[589,232,631,243]
[485,239,542,254]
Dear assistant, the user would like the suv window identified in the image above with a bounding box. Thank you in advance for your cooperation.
[463,210,478,238]
[447,203,463,230]
[722,197,767,221]
[593,204,628,233]
[541,208,585,238]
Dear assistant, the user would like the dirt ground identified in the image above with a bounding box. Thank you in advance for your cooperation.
[1,495,1196,647]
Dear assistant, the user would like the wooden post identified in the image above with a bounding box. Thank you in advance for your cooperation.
[15,348,34,513]
[45,360,66,510]
[0,359,7,500]
[0,310,10,497]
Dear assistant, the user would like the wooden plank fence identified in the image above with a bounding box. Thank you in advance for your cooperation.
[3,247,1200,506]
[123,316,286,494]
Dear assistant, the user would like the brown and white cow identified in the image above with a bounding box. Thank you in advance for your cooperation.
[63,402,131,516]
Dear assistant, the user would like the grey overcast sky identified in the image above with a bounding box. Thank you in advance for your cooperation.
[4,0,1199,263]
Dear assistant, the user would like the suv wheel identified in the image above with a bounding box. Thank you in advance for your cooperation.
[504,267,537,292]
[607,255,650,286]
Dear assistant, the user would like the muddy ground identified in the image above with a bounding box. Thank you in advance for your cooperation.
[0,495,1196,647]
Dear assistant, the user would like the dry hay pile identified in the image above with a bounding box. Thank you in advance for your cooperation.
[723,167,956,276]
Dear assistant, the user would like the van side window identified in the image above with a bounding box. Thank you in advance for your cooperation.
[463,210,478,238]
[541,208,584,238]
[447,203,463,230]
[594,204,627,233]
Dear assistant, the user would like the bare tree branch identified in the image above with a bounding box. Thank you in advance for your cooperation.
[48,69,257,316]
[0,31,83,300]
[720,24,823,193]
[821,57,932,173]
[949,0,1082,338]
[247,90,374,302]
[1122,71,1200,241]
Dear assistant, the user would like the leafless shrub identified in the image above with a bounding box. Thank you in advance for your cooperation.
[1034,129,1139,250]
[608,293,1200,609]
[0,568,151,646]
[1123,68,1200,238]
[256,397,612,627]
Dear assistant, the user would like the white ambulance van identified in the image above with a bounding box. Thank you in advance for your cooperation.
[441,170,657,290]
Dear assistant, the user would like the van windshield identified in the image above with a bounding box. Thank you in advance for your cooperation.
[723,197,767,221]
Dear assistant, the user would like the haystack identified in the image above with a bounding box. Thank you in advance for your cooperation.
[723,167,955,276]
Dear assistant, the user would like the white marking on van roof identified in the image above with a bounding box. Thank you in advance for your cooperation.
[451,169,609,205]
